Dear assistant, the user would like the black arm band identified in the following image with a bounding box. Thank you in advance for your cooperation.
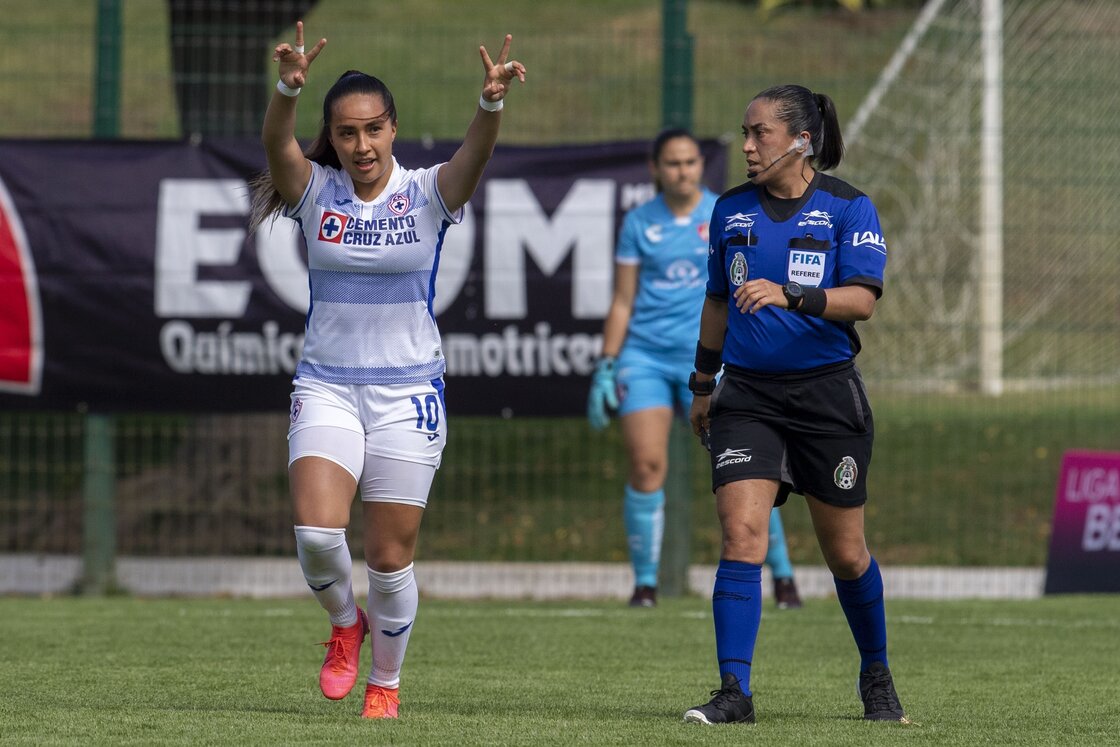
[694,342,723,375]
[797,287,828,317]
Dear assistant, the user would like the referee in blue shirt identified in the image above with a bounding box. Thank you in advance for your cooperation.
[682,85,907,726]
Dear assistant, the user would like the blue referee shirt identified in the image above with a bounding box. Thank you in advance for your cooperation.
[706,173,887,372]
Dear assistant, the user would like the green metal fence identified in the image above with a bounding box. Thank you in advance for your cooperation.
[2,1,1118,589]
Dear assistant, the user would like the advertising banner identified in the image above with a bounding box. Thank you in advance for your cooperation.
[1044,450,1120,594]
[0,138,726,415]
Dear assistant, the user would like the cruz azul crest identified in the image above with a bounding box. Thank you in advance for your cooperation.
[388,192,411,216]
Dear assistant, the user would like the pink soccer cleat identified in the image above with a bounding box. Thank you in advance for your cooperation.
[361,683,400,719]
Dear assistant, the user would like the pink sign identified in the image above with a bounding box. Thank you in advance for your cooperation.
[1044,450,1120,594]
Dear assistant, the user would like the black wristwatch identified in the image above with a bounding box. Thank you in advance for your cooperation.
[688,371,717,396]
[782,281,804,311]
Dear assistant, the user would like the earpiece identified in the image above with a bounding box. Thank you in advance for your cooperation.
[752,135,811,179]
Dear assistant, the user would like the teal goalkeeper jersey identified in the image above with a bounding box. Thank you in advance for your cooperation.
[615,189,718,355]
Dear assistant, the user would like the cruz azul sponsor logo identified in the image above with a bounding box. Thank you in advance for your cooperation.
[644,223,663,243]
[797,209,833,228]
[788,250,825,286]
[336,215,420,247]
[318,211,347,243]
[850,231,887,254]
[724,212,757,231]
[716,448,752,469]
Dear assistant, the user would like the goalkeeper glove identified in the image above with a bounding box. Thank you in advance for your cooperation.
[587,356,619,431]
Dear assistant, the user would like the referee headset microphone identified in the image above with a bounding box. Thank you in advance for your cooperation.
[748,135,807,179]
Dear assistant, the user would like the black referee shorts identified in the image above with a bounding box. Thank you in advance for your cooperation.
[706,361,874,507]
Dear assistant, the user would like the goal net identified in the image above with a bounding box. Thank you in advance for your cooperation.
[841,0,1120,392]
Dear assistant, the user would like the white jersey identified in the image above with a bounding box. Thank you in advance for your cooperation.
[285,158,462,385]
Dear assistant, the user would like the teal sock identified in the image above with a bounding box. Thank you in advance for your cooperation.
[623,485,664,588]
[764,508,794,580]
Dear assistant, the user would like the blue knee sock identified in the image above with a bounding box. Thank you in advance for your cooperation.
[764,509,794,580]
[834,556,888,671]
[623,485,664,588]
[712,559,762,696]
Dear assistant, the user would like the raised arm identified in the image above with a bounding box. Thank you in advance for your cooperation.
[437,34,526,214]
[261,21,327,206]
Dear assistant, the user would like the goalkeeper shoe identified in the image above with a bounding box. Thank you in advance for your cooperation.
[361,684,400,719]
[773,577,803,609]
[683,672,755,724]
[859,662,908,722]
[318,608,369,700]
[628,585,657,608]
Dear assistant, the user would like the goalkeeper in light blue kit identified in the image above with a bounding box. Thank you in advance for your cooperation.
[587,129,802,609]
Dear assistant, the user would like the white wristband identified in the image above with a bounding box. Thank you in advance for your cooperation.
[479,94,503,112]
[276,79,302,97]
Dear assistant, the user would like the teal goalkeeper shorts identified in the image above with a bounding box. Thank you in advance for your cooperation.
[615,345,694,418]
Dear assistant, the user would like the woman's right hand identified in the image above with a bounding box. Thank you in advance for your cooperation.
[689,394,711,440]
[273,20,327,89]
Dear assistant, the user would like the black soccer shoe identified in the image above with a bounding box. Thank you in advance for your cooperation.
[773,577,803,609]
[628,585,657,608]
[683,672,756,724]
[859,662,907,722]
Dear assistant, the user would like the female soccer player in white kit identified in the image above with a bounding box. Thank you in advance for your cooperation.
[249,21,525,720]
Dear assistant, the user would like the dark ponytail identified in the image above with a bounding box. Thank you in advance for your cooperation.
[752,84,845,172]
[249,71,397,232]
[813,92,844,171]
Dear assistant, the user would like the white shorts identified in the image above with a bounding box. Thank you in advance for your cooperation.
[287,377,447,507]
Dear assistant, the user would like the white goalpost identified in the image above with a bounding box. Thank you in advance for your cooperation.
[977,0,1003,396]
[846,0,1004,395]
[842,0,1118,393]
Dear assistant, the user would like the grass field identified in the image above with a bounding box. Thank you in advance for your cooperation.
[1,595,1118,745]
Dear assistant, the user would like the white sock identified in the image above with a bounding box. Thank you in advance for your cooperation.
[294,526,357,627]
[366,564,418,688]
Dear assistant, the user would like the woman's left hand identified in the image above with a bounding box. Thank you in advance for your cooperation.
[734,279,785,314]
[479,34,526,104]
